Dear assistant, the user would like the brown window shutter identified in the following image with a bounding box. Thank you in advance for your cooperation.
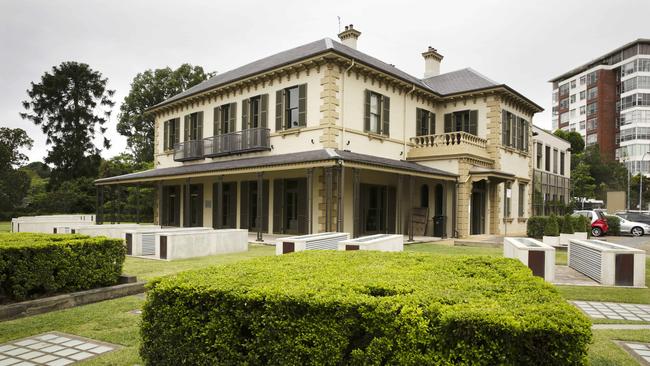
[502,110,507,145]
[381,96,390,136]
[275,89,284,132]
[430,113,436,134]
[524,120,529,151]
[415,108,422,136]
[469,110,478,136]
[163,120,169,150]
[174,118,180,145]
[298,84,307,126]
[240,181,249,229]
[261,94,268,128]
[213,106,221,135]
[273,179,284,233]
[197,112,203,139]
[364,90,371,132]
[184,115,190,141]
[444,113,452,133]
[229,103,237,133]
[242,98,249,130]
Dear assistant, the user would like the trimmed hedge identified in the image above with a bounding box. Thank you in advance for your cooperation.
[527,215,591,238]
[0,233,125,300]
[526,216,546,238]
[544,214,560,236]
[141,252,591,365]
[560,214,575,234]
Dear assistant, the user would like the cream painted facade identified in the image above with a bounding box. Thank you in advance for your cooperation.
[98,33,541,239]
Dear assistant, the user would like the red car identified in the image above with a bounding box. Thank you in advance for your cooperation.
[573,209,609,237]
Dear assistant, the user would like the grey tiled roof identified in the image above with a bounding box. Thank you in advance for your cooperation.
[422,68,500,95]
[151,37,541,111]
[95,149,456,184]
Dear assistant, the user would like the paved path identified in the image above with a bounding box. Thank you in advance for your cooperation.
[593,324,650,330]
[0,332,116,365]
[619,342,650,365]
[573,301,650,321]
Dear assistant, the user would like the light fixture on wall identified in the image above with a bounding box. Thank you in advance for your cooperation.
[311,139,314,144]
[271,145,274,150]
[346,140,350,146]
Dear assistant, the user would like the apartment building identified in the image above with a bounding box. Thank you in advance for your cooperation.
[550,39,650,175]
[96,26,542,239]
[531,125,571,215]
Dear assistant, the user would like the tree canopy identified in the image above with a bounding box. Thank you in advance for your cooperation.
[21,61,114,189]
[117,64,214,162]
[0,127,34,215]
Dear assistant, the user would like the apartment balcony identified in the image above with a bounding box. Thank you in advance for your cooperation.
[204,128,271,158]
[173,140,204,162]
[407,132,490,161]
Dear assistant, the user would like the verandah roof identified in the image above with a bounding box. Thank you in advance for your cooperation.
[95,149,457,185]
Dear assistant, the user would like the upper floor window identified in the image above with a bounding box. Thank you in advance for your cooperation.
[536,143,543,169]
[559,98,569,110]
[552,148,558,174]
[587,87,598,101]
[364,90,390,135]
[587,102,598,116]
[545,145,551,171]
[276,84,307,131]
[243,94,268,129]
[184,111,203,141]
[444,110,477,136]
[559,83,570,96]
[570,80,577,89]
[518,183,526,217]
[622,60,636,77]
[213,103,236,135]
[570,94,576,103]
[580,106,586,115]
[579,76,586,85]
[587,71,598,86]
[416,108,435,136]
[560,152,565,176]
[501,110,529,152]
[580,90,586,100]
[163,118,180,151]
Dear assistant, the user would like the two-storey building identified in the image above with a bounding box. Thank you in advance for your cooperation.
[96,25,542,239]
[531,125,571,215]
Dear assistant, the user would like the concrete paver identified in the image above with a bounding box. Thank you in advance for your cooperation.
[0,333,117,365]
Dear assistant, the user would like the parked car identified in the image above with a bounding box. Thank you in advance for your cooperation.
[573,209,609,237]
[614,214,650,237]
[615,211,650,226]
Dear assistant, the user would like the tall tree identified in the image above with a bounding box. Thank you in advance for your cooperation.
[553,129,585,155]
[21,61,114,189]
[572,161,596,203]
[117,64,214,162]
[0,127,34,215]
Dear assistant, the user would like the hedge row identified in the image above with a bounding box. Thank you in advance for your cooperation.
[527,215,590,238]
[141,251,591,365]
[0,233,126,300]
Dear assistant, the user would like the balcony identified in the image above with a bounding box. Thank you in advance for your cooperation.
[203,128,271,158]
[173,140,204,162]
[407,132,490,161]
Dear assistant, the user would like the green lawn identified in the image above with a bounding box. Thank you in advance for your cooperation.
[0,222,10,232]
[124,244,275,281]
[1,240,648,364]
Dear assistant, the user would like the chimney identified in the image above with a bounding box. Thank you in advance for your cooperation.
[338,24,361,49]
[422,46,444,78]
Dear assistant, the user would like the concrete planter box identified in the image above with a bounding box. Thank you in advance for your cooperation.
[568,239,645,287]
[126,227,212,256]
[337,234,403,252]
[73,224,159,239]
[276,232,350,255]
[154,229,248,260]
[542,236,561,247]
[504,237,555,282]
[12,215,96,234]
[559,232,588,246]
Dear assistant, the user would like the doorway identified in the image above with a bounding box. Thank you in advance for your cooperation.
[241,180,269,232]
[273,178,308,234]
[187,184,203,227]
[470,181,486,235]
[213,182,237,229]
[161,185,180,227]
[360,184,396,235]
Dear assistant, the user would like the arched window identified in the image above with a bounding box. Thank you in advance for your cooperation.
[420,184,429,208]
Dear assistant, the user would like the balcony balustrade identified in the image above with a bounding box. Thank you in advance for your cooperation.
[407,131,490,160]
[173,140,204,162]
[173,128,271,161]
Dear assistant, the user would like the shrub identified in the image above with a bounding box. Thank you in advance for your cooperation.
[605,215,621,236]
[571,215,591,235]
[0,233,125,300]
[526,216,547,238]
[141,252,592,365]
[544,214,560,237]
[560,215,575,234]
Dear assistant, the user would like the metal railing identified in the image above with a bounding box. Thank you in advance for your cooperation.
[173,140,204,161]
[204,128,271,157]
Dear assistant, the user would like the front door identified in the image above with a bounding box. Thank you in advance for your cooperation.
[360,184,396,235]
[470,181,486,235]
[240,180,269,232]
[273,178,308,235]
[188,184,203,227]
[162,185,180,227]
[213,182,237,229]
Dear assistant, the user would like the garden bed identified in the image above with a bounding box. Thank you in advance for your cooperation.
[142,251,592,365]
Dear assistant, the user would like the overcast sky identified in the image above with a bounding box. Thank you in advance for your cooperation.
[1,0,649,163]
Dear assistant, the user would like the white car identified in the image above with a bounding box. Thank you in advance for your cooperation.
[616,215,650,237]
